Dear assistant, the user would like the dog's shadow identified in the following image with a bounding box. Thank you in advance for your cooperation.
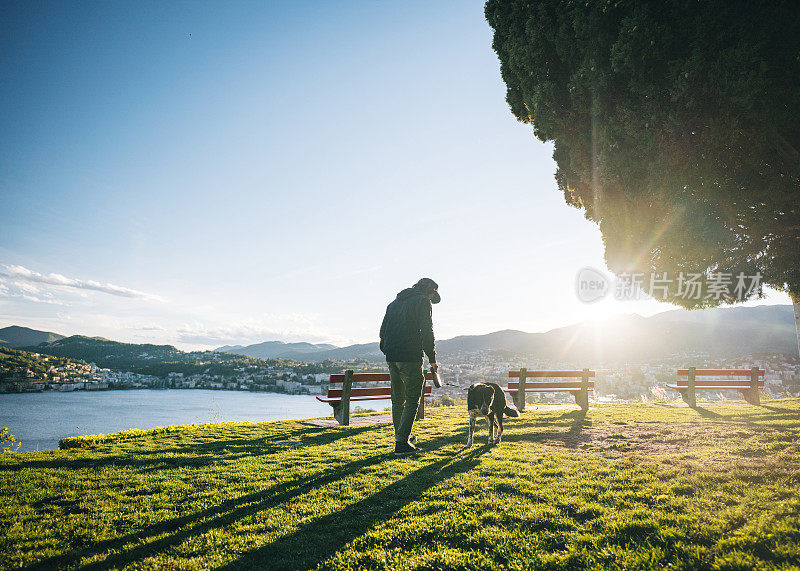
[474,409,590,449]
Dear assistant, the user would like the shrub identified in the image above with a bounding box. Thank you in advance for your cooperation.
[1,427,21,453]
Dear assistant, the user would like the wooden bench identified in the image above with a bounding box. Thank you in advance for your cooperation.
[504,369,595,411]
[667,367,765,407]
[317,369,434,426]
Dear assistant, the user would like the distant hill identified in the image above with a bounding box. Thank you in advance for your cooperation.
[214,340,339,360]
[216,304,798,363]
[8,304,797,368]
[448,305,799,363]
[0,326,64,348]
[20,334,358,380]
[25,335,185,370]
[18,333,368,377]
[651,304,796,326]
[215,344,244,352]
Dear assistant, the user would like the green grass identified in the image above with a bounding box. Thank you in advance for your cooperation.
[2,400,800,570]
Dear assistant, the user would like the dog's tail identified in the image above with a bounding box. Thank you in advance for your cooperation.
[504,404,520,417]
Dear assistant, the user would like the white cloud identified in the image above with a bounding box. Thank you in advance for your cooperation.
[0,278,65,305]
[0,264,163,301]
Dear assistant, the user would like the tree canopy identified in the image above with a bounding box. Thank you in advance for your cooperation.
[486,0,800,314]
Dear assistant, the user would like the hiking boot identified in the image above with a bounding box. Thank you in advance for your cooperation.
[394,441,422,456]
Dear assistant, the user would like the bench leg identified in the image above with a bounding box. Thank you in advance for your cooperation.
[515,388,525,411]
[332,403,348,426]
[683,367,697,407]
[744,367,761,405]
[742,389,760,405]
[333,403,350,426]
[333,369,353,426]
[574,391,588,411]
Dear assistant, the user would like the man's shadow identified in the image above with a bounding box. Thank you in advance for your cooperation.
[215,444,492,571]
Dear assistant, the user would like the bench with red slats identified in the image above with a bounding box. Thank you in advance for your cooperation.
[666,367,765,406]
[317,370,433,425]
[503,368,595,411]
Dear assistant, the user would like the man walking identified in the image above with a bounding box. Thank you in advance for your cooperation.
[379,278,440,456]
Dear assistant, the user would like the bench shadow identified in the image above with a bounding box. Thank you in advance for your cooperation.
[687,405,800,436]
[693,407,723,419]
[4,425,376,474]
[123,423,375,457]
[0,453,221,473]
[761,404,798,414]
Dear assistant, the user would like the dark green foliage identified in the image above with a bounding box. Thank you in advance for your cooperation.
[0,427,21,453]
[485,0,800,304]
[0,346,76,381]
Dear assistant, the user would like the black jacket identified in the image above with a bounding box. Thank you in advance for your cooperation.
[379,287,436,364]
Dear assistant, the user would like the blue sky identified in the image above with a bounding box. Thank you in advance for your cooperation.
[0,1,789,350]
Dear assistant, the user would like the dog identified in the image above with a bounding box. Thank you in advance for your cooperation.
[466,382,519,446]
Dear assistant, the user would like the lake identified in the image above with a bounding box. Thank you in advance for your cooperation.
[0,390,392,451]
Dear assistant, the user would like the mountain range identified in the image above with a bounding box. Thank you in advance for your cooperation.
[215,304,799,363]
[2,304,797,366]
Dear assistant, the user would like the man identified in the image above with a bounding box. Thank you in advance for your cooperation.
[379,277,440,456]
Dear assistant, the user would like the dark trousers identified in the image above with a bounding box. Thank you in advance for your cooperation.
[387,361,424,444]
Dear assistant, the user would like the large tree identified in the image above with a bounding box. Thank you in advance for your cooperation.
[486,0,800,355]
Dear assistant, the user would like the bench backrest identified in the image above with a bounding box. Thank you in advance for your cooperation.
[325,371,434,399]
[675,369,765,388]
[507,370,596,391]
[329,372,435,383]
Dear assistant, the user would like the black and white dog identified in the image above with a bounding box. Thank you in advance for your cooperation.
[466,382,520,446]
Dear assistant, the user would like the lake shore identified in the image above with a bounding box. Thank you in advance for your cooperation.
[0,390,391,452]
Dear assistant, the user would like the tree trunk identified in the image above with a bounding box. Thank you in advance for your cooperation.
[792,291,800,359]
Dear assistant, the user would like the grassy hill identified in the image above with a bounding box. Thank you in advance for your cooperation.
[1,401,799,569]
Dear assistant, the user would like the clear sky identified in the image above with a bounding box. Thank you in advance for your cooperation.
[0,1,790,350]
